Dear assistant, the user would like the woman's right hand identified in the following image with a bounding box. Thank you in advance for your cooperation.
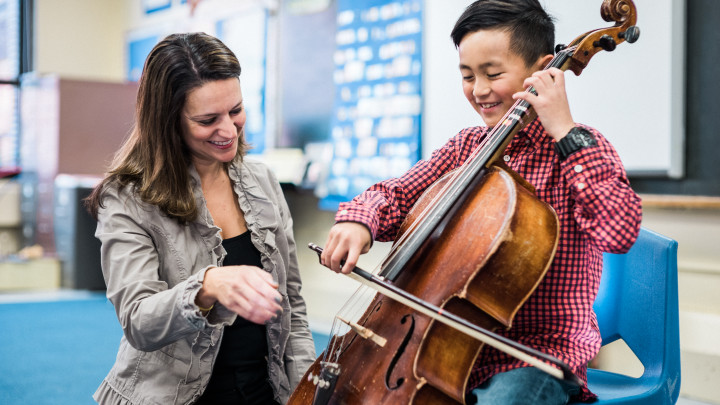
[196,266,282,324]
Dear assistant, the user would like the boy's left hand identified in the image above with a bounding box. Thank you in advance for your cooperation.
[513,67,575,141]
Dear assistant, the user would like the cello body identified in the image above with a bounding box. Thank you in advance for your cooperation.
[289,165,558,404]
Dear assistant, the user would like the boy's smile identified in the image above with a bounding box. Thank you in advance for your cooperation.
[458,29,544,128]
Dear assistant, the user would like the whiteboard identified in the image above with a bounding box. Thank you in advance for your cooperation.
[422,0,685,178]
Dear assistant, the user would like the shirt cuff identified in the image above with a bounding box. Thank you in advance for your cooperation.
[335,202,379,239]
[185,265,236,328]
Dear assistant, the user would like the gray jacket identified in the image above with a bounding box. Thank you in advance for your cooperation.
[93,158,315,404]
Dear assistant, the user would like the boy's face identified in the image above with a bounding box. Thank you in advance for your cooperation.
[458,29,545,128]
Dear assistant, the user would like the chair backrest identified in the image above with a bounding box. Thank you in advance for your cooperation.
[593,227,681,399]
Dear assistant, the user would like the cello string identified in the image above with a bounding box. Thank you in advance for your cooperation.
[326,284,365,362]
[322,250,399,365]
[325,279,379,364]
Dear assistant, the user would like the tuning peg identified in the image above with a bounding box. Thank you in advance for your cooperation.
[308,373,331,389]
[619,26,641,44]
[594,35,617,51]
[309,373,321,386]
[554,44,567,54]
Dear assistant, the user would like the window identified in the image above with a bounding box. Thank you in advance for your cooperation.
[0,0,29,176]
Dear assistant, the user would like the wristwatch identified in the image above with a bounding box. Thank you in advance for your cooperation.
[554,126,597,160]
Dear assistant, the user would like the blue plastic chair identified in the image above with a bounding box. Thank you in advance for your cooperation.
[570,227,681,404]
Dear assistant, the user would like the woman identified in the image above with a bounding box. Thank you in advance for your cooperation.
[86,32,315,404]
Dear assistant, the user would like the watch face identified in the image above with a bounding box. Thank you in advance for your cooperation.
[572,129,596,147]
[577,133,593,147]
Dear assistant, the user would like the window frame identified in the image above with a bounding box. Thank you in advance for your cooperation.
[0,0,32,175]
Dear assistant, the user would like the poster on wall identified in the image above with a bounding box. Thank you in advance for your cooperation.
[320,0,423,210]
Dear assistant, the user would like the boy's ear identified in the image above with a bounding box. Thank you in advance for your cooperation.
[535,54,554,71]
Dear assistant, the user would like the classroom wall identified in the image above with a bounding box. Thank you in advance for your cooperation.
[35,0,127,82]
[630,0,720,197]
[15,0,720,403]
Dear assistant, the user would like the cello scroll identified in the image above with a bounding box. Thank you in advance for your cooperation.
[563,0,640,76]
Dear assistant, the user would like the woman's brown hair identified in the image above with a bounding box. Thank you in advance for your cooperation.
[86,32,247,223]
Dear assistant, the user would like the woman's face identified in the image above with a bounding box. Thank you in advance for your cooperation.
[181,78,246,168]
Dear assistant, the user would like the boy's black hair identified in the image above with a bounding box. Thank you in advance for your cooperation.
[451,0,555,67]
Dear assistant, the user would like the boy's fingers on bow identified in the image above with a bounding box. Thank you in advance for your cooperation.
[320,237,336,268]
[321,225,346,269]
[341,245,361,274]
[330,241,353,274]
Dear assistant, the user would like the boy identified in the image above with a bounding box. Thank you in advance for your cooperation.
[320,0,642,404]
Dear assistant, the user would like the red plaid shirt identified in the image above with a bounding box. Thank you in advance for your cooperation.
[335,118,642,402]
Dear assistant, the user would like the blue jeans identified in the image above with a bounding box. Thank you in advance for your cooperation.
[468,367,580,405]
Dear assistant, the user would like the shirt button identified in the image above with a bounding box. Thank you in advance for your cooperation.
[574,164,583,173]
[340,209,348,215]
[503,155,511,162]
[577,182,586,190]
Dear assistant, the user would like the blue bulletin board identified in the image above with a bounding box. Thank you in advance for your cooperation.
[320,0,424,210]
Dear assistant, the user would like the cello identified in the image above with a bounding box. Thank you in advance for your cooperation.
[290,1,640,403]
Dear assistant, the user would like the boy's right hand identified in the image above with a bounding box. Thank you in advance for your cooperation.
[321,222,372,274]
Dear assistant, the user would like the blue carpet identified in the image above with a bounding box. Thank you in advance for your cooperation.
[0,293,121,405]
[0,293,329,405]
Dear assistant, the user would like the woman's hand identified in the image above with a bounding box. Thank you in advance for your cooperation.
[513,67,575,141]
[196,265,282,324]
[321,222,372,274]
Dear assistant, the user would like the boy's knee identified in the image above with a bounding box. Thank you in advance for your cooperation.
[469,367,571,405]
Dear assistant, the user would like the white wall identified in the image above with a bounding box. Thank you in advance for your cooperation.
[35,0,128,82]
[34,0,271,82]
[421,0,685,177]
[421,0,481,156]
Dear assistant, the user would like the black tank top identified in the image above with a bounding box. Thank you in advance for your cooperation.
[197,231,279,405]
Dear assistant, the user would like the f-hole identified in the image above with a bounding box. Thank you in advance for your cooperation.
[385,314,415,390]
